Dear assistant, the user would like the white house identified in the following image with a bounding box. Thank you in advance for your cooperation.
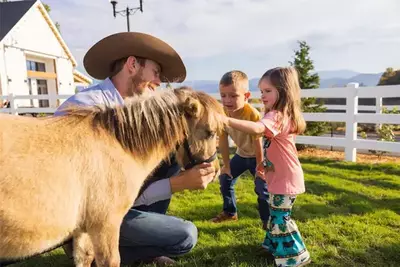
[0,0,92,109]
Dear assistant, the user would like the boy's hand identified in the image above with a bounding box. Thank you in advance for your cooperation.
[256,165,266,181]
[221,165,232,178]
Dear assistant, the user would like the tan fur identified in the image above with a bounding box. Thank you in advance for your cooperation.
[0,87,225,267]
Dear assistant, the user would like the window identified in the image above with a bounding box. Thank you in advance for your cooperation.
[37,79,49,107]
[37,62,46,72]
[26,60,34,70]
[26,60,46,72]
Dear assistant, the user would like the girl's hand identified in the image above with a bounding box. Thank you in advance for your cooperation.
[216,113,229,126]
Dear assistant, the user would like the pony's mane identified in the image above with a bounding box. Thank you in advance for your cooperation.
[56,89,189,161]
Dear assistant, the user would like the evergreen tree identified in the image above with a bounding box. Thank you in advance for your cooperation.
[290,41,320,89]
[289,41,329,143]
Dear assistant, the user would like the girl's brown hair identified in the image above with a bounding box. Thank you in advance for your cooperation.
[259,66,306,134]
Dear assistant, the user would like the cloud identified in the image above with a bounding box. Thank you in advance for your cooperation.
[43,0,400,80]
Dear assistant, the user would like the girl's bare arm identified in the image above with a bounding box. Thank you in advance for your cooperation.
[225,117,265,135]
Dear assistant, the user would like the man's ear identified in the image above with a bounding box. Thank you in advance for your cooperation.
[182,97,202,118]
[126,56,140,73]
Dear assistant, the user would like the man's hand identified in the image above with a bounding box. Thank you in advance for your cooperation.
[221,165,232,178]
[170,163,216,193]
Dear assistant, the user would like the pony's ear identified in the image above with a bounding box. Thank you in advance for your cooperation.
[183,96,202,118]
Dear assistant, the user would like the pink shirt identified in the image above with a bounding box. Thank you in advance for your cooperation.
[260,111,305,195]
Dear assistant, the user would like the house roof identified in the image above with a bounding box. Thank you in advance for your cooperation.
[0,0,36,41]
[0,0,77,67]
[73,69,93,85]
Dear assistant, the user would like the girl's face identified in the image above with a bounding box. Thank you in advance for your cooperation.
[259,78,279,111]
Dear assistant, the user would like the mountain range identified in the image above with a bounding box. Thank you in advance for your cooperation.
[176,69,383,94]
[87,69,384,93]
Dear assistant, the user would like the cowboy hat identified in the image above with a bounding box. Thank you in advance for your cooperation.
[83,32,186,82]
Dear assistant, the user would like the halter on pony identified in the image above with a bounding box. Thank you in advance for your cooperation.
[182,139,218,170]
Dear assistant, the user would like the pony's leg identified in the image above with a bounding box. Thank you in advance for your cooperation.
[87,222,121,267]
[73,233,95,267]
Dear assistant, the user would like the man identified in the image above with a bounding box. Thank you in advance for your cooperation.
[55,32,216,266]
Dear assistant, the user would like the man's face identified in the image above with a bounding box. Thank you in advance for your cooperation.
[128,59,162,96]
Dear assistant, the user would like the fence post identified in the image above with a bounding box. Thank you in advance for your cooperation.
[376,96,382,130]
[8,93,17,115]
[345,83,359,162]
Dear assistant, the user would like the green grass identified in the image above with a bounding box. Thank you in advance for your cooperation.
[10,157,400,267]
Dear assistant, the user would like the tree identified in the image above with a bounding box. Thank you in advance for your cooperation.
[289,41,329,144]
[43,3,51,12]
[290,41,320,89]
[43,3,61,33]
[378,67,400,85]
[360,107,399,158]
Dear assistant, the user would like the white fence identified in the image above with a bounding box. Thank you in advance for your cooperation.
[0,94,72,114]
[1,83,400,162]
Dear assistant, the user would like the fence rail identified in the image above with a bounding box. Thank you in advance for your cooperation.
[1,83,400,162]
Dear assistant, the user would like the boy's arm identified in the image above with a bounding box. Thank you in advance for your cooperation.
[219,132,232,177]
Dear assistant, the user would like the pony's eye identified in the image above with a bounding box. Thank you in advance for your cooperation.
[206,130,216,139]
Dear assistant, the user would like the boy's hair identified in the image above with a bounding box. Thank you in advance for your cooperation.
[259,66,306,135]
[219,70,249,92]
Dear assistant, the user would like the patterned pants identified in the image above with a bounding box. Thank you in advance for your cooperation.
[262,194,310,267]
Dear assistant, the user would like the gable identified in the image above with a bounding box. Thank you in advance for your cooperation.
[0,0,36,41]
[0,0,76,67]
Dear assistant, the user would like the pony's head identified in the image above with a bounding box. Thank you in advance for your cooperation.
[55,86,226,176]
[173,87,225,173]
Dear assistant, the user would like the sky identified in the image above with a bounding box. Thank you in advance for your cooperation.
[44,0,400,81]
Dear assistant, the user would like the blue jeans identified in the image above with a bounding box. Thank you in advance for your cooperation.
[119,199,198,265]
[219,154,270,223]
[118,157,198,264]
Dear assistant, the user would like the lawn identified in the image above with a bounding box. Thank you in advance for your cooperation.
[9,156,400,267]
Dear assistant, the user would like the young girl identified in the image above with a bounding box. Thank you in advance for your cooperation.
[222,67,311,267]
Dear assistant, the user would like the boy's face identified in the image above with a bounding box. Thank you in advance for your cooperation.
[219,84,250,113]
[259,78,278,112]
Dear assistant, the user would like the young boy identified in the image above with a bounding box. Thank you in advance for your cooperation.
[211,70,270,229]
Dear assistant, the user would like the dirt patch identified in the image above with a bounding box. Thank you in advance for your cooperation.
[298,147,400,164]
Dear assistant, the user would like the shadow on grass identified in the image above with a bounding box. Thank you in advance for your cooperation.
[300,157,400,177]
[300,180,400,218]
[174,241,400,267]
[1,252,71,267]
[305,167,400,191]
[333,240,400,267]
[170,203,261,222]
[180,179,399,224]
[175,243,272,267]
[196,222,264,238]
[197,178,399,222]
[6,241,400,267]
[335,175,400,191]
